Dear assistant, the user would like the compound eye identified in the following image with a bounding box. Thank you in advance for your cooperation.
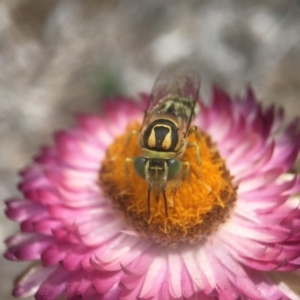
[167,158,182,180]
[133,156,147,179]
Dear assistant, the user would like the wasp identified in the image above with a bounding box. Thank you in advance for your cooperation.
[125,63,201,217]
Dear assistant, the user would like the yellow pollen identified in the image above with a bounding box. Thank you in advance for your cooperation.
[99,123,237,246]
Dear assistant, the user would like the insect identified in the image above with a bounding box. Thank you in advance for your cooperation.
[125,63,201,217]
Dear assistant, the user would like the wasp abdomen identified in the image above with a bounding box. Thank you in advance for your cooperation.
[143,119,179,152]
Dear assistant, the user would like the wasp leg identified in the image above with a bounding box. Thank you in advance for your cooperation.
[168,184,174,209]
[161,187,169,217]
[184,142,208,190]
[184,141,212,194]
[171,161,190,193]
[181,161,191,181]
[186,126,201,165]
[186,141,201,165]
[147,185,152,217]
[124,157,134,187]
[186,142,203,177]
[124,129,139,149]
[183,161,211,194]
[187,125,201,140]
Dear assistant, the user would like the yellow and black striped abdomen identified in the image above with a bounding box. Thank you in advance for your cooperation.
[143,119,179,152]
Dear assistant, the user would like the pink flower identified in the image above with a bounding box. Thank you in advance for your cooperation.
[4,87,300,300]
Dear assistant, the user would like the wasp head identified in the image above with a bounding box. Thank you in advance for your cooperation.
[133,156,182,216]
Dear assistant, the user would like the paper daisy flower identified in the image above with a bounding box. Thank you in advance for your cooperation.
[4,85,300,300]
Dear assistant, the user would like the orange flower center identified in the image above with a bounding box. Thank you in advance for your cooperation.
[99,122,237,245]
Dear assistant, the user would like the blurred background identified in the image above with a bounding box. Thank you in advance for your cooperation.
[1,0,300,299]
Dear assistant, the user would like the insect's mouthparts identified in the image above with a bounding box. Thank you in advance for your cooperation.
[151,183,162,197]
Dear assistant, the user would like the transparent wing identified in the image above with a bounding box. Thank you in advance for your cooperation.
[142,62,200,132]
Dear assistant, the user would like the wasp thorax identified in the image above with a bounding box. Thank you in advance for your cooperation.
[99,123,237,246]
[143,119,179,152]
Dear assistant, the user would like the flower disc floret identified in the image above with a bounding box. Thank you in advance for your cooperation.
[100,125,237,245]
